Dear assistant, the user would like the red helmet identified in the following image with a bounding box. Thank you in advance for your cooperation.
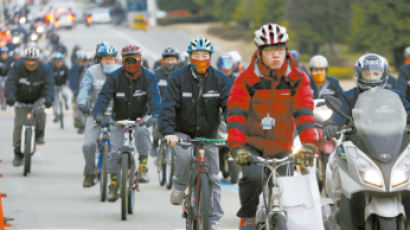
[121,44,141,56]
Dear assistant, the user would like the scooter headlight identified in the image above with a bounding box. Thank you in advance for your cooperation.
[391,148,410,188]
[36,26,44,33]
[349,147,384,188]
[314,107,333,122]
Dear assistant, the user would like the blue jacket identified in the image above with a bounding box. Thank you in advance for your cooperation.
[68,64,85,96]
[158,65,232,138]
[330,87,410,126]
[93,67,161,120]
[309,75,344,99]
[397,64,410,101]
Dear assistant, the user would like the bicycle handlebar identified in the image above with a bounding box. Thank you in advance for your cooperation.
[177,138,226,148]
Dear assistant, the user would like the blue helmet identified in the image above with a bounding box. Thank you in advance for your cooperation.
[96,42,117,58]
[0,46,9,53]
[290,50,300,59]
[52,52,64,60]
[187,37,214,54]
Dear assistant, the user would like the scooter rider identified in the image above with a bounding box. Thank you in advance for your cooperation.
[93,44,161,201]
[308,55,344,99]
[77,42,120,188]
[323,53,410,222]
[50,51,69,122]
[5,46,54,166]
[159,37,232,229]
[226,23,319,229]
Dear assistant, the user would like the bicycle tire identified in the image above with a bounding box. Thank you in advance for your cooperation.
[59,100,64,129]
[128,169,135,214]
[165,146,174,190]
[23,128,32,177]
[121,154,129,220]
[158,143,166,186]
[195,173,210,230]
[99,142,109,202]
[229,161,239,184]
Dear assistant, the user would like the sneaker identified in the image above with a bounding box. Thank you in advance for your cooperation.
[35,134,45,145]
[107,181,119,202]
[136,163,149,183]
[82,173,97,188]
[170,189,185,205]
[12,153,23,167]
[239,217,256,230]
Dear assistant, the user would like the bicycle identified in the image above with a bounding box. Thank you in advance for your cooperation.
[157,138,174,189]
[96,116,112,202]
[115,118,150,220]
[241,154,295,230]
[16,100,44,177]
[177,137,226,230]
[55,86,65,129]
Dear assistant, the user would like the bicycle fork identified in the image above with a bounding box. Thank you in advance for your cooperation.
[20,114,35,154]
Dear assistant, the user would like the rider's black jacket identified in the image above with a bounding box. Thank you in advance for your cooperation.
[158,65,232,138]
[0,57,12,76]
[93,66,161,121]
[50,63,69,86]
[5,60,54,104]
[309,75,344,99]
[155,66,175,97]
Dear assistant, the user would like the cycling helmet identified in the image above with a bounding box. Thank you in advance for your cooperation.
[228,50,242,64]
[24,47,40,60]
[0,46,9,53]
[290,50,300,59]
[254,23,288,47]
[162,46,180,59]
[187,37,214,54]
[52,52,64,60]
[309,55,328,69]
[217,54,234,72]
[404,46,410,58]
[96,42,117,58]
[354,53,388,89]
[121,44,141,56]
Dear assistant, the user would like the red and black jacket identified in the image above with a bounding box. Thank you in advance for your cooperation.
[227,51,318,157]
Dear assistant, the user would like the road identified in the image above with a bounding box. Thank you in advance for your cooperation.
[0,23,241,230]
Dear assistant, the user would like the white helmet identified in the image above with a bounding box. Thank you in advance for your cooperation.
[404,46,410,58]
[354,53,388,89]
[309,55,328,69]
[254,23,288,47]
[227,50,242,64]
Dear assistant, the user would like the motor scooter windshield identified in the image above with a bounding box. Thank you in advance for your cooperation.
[352,88,406,163]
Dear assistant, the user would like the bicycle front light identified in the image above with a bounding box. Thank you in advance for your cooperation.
[391,148,410,188]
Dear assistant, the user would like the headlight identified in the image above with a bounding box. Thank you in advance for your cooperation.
[349,146,384,188]
[12,36,20,44]
[19,17,26,24]
[314,106,333,122]
[391,148,410,188]
[36,26,44,33]
[30,34,38,41]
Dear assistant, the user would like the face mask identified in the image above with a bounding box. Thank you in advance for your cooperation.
[102,64,119,74]
[123,56,142,74]
[312,72,326,86]
[190,58,210,74]
[25,60,38,72]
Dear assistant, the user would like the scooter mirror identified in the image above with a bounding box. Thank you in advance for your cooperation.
[324,96,353,123]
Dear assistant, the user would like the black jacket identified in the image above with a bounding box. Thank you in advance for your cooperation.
[50,63,69,86]
[93,67,161,121]
[397,64,410,101]
[159,65,232,138]
[155,66,175,97]
[0,57,12,76]
[5,60,54,104]
[309,75,344,99]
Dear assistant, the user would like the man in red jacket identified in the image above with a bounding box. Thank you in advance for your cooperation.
[227,23,319,229]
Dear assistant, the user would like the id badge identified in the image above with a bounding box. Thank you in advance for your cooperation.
[261,113,275,130]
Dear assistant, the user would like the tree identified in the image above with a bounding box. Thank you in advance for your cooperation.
[157,0,200,13]
[350,0,410,68]
[232,0,285,29]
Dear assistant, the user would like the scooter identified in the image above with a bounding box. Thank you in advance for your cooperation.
[314,98,336,192]
[325,88,410,230]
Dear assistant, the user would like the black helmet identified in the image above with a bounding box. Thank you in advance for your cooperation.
[162,46,180,59]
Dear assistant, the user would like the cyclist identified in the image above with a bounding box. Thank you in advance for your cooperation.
[69,51,86,133]
[10,48,21,65]
[77,42,120,188]
[323,53,410,224]
[5,46,54,166]
[308,55,344,99]
[226,23,319,229]
[93,44,161,201]
[227,50,244,78]
[152,46,180,155]
[159,37,232,230]
[50,51,69,122]
[0,46,12,109]
[216,54,236,81]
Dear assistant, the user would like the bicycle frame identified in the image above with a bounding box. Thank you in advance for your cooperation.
[97,125,111,170]
[17,102,44,154]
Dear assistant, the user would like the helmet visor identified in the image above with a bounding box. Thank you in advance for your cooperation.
[359,64,385,82]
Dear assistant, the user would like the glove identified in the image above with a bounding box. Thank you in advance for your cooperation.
[230,147,252,166]
[94,115,109,126]
[294,143,317,168]
[45,101,52,108]
[323,125,339,139]
[6,97,15,106]
[78,104,90,114]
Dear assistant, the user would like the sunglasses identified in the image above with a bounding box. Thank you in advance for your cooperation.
[124,57,141,64]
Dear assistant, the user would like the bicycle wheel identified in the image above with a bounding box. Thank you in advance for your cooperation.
[128,166,135,214]
[121,154,129,220]
[23,128,32,177]
[270,213,287,230]
[165,146,174,190]
[158,143,166,186]
[99,142,109,202]
[195,173,210,230]
[59,100,64,129]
